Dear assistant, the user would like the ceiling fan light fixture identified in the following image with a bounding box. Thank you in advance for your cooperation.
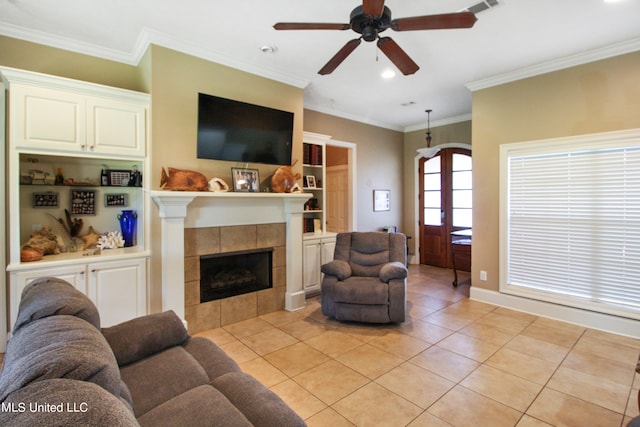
[381,69,396,79]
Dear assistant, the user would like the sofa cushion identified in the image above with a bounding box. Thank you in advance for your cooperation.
[102,310,188,366]
[333,277,389,305]
[349,233,393,277]
[0,379,139,427]
[0,315,122,402]
[137,385,252,427]
[182,337,241,380]
[13,277,101,333]
[212,372,306,427]
[120,346,210,417]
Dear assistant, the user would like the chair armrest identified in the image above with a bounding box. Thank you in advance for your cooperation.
[380,261,408,283]
[102,310,188,366]
[321,259,352,280]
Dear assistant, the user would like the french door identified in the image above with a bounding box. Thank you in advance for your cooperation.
[419,148,472,267]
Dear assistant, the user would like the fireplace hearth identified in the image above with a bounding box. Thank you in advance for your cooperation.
[200,248,273,302]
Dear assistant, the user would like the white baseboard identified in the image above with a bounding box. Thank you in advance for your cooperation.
[470,287,640,339]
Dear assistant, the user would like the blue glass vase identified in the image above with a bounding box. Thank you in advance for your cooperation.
[118,210,137,247]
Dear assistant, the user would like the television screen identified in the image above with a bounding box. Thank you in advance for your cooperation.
[197,93,294,166]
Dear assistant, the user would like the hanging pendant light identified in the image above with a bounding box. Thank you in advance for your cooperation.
[425,109,433,148]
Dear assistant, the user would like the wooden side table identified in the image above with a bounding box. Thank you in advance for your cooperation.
[451,229,472,287]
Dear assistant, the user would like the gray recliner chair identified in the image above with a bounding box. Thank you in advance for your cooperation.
[321,232,408,323]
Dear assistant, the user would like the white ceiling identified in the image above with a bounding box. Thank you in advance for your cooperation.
[1,0,639,131]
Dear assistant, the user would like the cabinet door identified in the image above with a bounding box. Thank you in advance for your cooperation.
[87,258,147,327]
[12,265,87,330]
[303,240,322,292]
[87,97,146,157]
[10,84,86,152]
[321,239,336,265]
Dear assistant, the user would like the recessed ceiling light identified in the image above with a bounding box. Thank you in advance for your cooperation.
[381,69,396,79]
[260,45,278,53]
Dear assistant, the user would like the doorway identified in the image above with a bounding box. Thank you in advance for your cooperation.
[418,146,472,267]
[325,142,356,232]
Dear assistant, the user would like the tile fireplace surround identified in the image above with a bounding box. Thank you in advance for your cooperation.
[151,191,311,333]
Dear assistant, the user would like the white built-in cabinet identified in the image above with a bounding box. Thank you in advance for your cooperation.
[1,67,150,333]
[12,257,146,329]
[302,132,337,295]
[303,234,336,295]
[8,75,146,157]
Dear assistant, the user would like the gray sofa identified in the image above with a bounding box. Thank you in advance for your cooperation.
[0,277,306,427]
[321,232,407,323]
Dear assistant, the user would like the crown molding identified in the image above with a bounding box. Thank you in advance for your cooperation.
[404,114,472,133]
[0,21,136,64]
[466,37,640,92]
[0,23,310,89]
[132,28,310,89]
[303,103,404,132]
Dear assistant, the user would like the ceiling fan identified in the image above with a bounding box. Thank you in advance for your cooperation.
[273,0,477,76]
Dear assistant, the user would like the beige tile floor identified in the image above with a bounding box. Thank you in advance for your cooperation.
[195,265,640,427]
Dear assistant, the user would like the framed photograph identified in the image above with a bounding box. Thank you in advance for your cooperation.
[305,175,316,189]
[231,168,260,192]
[107,170,131,187]
[33,192,59,208]
[70,189,96,215]
[373,189,390,212]
[105,193,128,207]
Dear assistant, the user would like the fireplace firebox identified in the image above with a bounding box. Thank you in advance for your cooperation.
[200,248,273,302]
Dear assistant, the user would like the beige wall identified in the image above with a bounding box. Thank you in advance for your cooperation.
[471,51,640,292]
[147,45,304,190]
[304,110,404,233]
[402,121,472,257]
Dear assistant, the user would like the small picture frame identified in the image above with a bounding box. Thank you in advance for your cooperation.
[107,170,131,187]
[231,168,260,192]
[33,192,59,208]
[373,189,390,212]
[105,193,128,207]
[70,189,96,215]
[305,175,316,189]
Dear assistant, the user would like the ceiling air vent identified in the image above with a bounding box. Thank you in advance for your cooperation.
[467,0,500,14]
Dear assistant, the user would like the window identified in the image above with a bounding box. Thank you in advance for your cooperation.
[500,129,640,319]
[452,153,472,228]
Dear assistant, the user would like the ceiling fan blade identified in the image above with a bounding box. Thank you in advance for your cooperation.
[391,11,477,31]
[362,0,385,17]
[318,38,362,75]
[377,37,419,75]
[273,22,351,30]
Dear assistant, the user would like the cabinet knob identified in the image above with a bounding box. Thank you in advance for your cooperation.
[79,271,85,275]
[91,269,97,273]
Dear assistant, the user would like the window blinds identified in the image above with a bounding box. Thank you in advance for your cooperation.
[500,129,640,319]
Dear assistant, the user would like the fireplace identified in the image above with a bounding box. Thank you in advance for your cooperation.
[200,248,273,302]
[151,191,311,334]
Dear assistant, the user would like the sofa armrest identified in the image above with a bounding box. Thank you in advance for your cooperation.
[379,261,408,283]
[102,310,188,366]
[321,259,351,280]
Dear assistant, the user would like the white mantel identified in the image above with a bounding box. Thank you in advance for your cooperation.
[150,191,311,322]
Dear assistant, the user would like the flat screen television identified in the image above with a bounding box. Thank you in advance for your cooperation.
[197,92,294,166]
